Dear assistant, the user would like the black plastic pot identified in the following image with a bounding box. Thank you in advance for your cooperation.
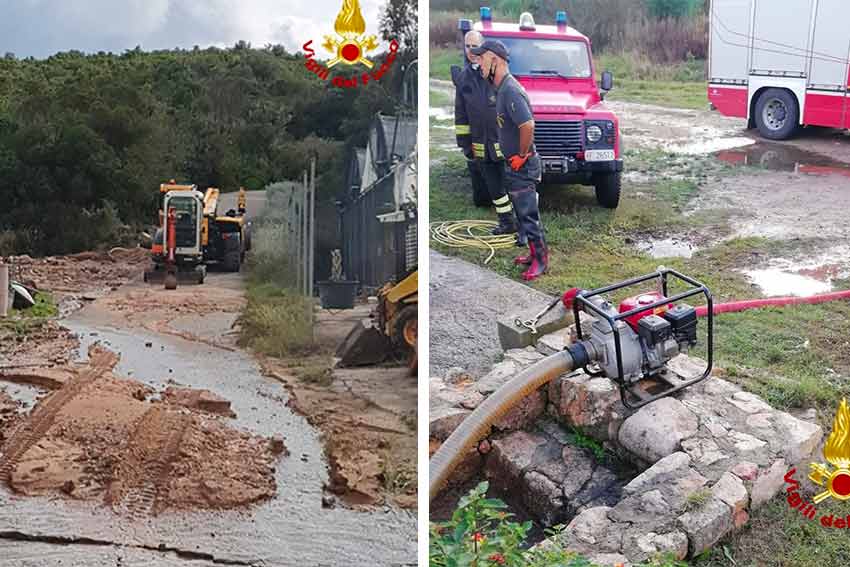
[317,280,359,309]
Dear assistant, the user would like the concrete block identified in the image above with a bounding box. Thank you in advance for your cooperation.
[497,302,572,351]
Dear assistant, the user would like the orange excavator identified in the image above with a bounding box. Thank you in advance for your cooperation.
[144,181,251,288]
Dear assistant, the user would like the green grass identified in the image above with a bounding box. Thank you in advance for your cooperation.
[430,47,457,82]
[0,291,58,338]
[429,152,850,419]
[430,89,452,108]
[685,488,712,511]
[237,281,316,358]
[695,498,850,567]
[430,147,850,567]
[430,47,708,110]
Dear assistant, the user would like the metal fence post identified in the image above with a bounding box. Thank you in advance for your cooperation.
[0,264,7,317]
[309,158,316,300]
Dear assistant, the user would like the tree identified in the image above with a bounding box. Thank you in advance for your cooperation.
[379,0,417,55]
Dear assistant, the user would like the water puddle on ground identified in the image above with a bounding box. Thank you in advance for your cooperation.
[741,253,850,296]
[663,135,755,155]
[429,107,453,121]
[635,237,698,258]
[715,142,850,177]
[743,268,832,296]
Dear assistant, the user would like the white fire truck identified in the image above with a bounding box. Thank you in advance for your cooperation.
[709,0,850,139]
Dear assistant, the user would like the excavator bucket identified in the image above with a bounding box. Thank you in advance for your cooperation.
[335,318,391,367]
[143,265,205,286]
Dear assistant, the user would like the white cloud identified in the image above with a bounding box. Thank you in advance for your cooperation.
[0,0,388,57]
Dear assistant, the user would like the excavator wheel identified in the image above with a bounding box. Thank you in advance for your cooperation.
[392,304,417,369]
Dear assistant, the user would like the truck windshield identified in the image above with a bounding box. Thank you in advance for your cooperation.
[495,37,591,79]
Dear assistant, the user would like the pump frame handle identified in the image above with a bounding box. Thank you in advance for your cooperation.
[572,268,714,409]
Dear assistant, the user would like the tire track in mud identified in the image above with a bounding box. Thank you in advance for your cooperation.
[109,406,191,518]
[0,349,117,483]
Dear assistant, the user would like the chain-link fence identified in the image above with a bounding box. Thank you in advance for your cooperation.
[252,160,316,297]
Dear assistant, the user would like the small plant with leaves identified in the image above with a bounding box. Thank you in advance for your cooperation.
[430,481,593,567]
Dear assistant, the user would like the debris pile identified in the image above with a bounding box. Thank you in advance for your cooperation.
[3,248,149,295]
[0,320,78,370]
[0,345,284,516]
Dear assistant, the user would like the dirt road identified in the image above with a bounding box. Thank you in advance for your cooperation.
[0,190,416,566]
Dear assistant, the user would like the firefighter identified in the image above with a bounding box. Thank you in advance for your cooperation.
[454,30,517,236]
[472,39,547,280]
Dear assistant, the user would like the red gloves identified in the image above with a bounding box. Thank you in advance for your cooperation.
[509,153,529,171]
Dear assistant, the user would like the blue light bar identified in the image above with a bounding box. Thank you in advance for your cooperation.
[556,11,568,25]
[480,6,492,21]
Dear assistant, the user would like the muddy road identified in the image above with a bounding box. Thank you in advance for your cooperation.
[0,188,416,565]
[0,274,415,566]
[430,78,850,298]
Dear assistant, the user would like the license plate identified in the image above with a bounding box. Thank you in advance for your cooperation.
[585,149,615,162]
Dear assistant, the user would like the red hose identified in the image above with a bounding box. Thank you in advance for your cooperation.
[695,289,850,317]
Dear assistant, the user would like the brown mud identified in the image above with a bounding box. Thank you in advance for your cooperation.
[259,305,418,510]
[0,344,282,516]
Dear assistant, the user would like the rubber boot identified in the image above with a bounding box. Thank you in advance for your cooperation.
[514,220,527,247]
[514,241,533,266]
[522,239,549,281]
[491,212,518,235]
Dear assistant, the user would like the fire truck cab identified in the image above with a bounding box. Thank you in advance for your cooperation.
[460,8,624,208]
[709,0,850,140]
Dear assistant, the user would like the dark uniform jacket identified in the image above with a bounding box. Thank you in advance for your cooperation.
[453,63,504,162]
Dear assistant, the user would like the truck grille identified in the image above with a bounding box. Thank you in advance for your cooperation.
[534,120,583,157]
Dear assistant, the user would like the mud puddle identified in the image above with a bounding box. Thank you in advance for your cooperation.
[635,237,698,258]
[430,106,452,121]
[715,142,850,177]
[0,308,415,565]
[740,250,850,296]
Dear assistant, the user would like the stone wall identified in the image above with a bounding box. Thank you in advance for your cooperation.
[430,335,823,565]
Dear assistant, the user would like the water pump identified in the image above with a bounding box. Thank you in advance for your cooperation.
[564,268,713,409]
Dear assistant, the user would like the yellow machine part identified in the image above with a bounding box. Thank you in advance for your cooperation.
[385,271,417,304]
[160,182,197,193]
[203,187,220,216]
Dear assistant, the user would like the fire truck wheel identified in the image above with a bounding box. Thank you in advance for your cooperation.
[594,172,621,209]
[754,88,799,140]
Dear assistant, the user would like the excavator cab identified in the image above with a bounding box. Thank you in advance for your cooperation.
[144,183,206,286]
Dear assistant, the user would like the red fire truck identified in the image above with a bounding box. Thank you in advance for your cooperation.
[460,8,623,208]
[709,0,850,140]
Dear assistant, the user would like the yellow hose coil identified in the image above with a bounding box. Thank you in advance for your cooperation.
[429,350,575,501]
[429,220,518,264]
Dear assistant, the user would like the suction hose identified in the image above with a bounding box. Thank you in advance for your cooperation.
[429,347,587,501]
[695,289,850,317]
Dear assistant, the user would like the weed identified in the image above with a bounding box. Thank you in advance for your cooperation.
[238,283,316,358]
[568,427,607,463]
[685,488,711,510]
[381,449,415,496]
[297,359,334,386]
[430,481,588,566]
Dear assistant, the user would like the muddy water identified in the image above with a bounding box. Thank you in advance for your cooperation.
[715,142,850,177]
[0,307,416,566]
[635,237,698,259]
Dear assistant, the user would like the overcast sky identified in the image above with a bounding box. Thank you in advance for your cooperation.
[0,0,385,58]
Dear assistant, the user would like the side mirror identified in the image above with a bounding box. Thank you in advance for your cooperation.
[600,71,613,93]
